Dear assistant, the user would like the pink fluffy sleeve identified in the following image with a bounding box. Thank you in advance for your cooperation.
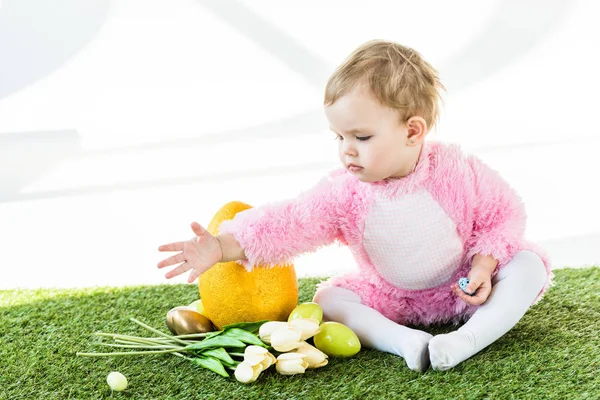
[218,172,347,270]
[465,154,527,268]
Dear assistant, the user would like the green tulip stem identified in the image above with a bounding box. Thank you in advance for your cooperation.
[114,338,164,346]
[96,333,171,347]
[145,337,177,343]
[129,317,188,346]
[100,343,181,350]
[95,332,143,340]
[228,352,245,358]
[172,332,211,339]
[172,352,193,360]
[96,332,162,345]
[76,348,184,357]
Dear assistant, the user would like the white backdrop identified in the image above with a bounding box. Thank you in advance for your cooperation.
[1,0,599,289]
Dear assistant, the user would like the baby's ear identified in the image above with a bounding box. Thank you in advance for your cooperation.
[406,116,427,144]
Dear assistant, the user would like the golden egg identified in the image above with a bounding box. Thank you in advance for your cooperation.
[166,306,214,335]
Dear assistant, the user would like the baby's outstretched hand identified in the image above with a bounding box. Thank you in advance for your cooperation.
[157,222,223,283]
[451,266,492,306]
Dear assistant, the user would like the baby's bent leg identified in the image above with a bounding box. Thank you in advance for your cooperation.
[313,286,432,372]
[429,250,548,370]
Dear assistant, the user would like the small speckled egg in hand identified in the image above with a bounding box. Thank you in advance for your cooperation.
[458,277,476,296]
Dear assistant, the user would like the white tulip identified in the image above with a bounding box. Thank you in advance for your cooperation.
[288,318,320,340]
[243,345,268,366]
[269,325,303,352]
[276,353,309,375]
[261,352,277,369]
[243,345,277,370]
[234,361,264,384]
[258,321,288,344]
[295,341,329,368]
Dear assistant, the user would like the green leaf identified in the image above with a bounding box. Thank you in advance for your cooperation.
[200,347,236,366]
[221,320,269,333]
[204,330,225,340]
[220,328,267,347]
[186,336,246,351]
[191,356,229,378]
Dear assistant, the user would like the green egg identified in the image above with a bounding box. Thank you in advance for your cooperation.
[288,302,323,324]
[188,299,208,317]
[313,321,361,357]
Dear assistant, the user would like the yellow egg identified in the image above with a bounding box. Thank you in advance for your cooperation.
[199,201,298,330]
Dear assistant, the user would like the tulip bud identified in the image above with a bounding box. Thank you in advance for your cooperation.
[295,341,328,368]
[276,353,309,375]
[234,361,264,383]
[243,345,277,370]
[262,352,277,370]
[243,345,268,366]
[288,318,320,340]
[270,325,303,352]
[258,321,288,344]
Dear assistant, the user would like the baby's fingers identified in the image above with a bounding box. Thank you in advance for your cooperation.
[472,283,492,304]
[164,261,192,279]
[187,268,202,284]
[452,284,484,306]
[158,241,184,252]
[465,281,479,296]
[157,252,185,269]
[468,290,488,306]
[191,222,208,237]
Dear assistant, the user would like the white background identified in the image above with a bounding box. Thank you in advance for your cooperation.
[1,0,599,289]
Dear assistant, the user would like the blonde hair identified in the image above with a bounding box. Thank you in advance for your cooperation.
[324,40,445,131]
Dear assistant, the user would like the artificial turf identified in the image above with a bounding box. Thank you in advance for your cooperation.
[1,268,598,399]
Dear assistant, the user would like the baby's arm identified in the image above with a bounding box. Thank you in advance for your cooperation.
[215,232,246,262]
[465,154,526,268]
[451,154,526,305]
[218,172,347,270]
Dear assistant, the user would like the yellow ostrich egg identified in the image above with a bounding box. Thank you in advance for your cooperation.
[199,201,298,330]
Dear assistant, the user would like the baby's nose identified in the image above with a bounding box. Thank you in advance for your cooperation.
[343,143,357,156]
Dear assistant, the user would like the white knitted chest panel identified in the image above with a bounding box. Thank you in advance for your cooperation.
[362,190,463,290]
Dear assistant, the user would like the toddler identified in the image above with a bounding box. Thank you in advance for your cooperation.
[157,40,552,372]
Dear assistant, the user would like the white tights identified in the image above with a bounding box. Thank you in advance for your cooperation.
[313,251,548,372]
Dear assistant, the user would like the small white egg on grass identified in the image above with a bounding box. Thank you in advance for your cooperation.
[106,371,128,392]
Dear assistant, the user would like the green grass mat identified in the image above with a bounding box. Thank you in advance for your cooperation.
[1,268,599,399]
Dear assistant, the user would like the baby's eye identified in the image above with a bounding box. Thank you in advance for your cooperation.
[356,136,372,141]
[334,135,343,141]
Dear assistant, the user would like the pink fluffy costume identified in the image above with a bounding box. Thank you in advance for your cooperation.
[219,141,553,326]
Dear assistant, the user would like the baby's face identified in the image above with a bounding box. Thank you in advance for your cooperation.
[324,87,420,182]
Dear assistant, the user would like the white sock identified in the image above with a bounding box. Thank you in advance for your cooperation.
[429,250,548,371]
[314,286,432,372]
